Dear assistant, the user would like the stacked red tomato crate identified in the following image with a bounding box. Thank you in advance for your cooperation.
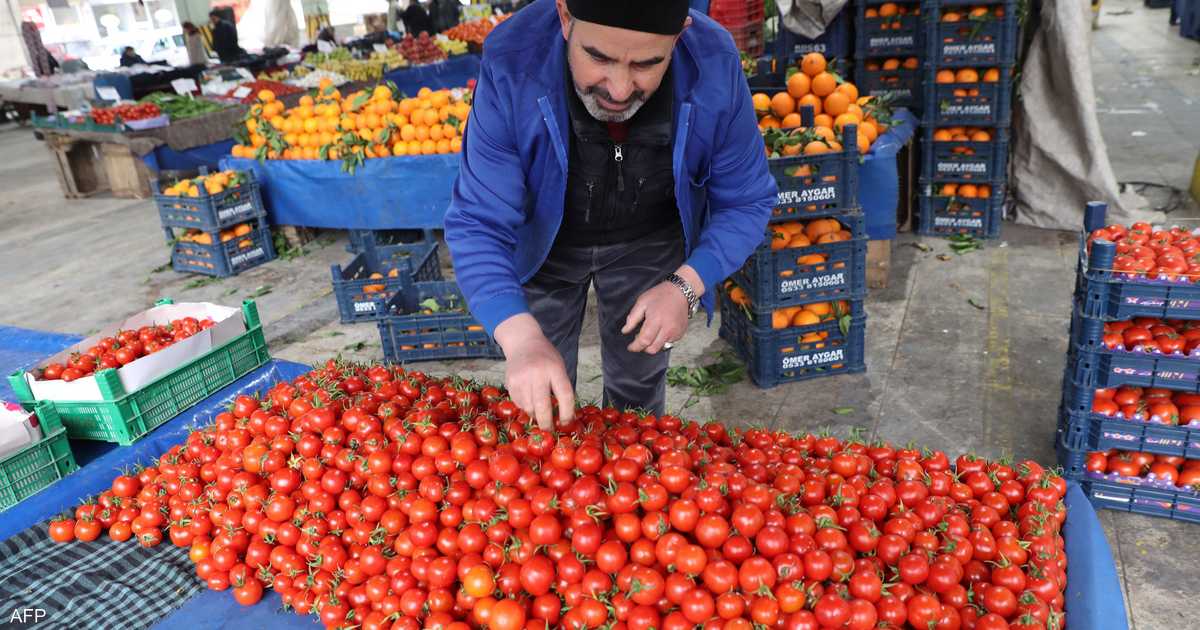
[1058,202,1200,523]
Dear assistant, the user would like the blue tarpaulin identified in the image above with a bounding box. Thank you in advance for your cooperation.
[1063,482,1130,630]
[142,139,236,172]
[858,108,918,240]
[221,155,459,229]
[0,326,81,403]
[381,54,481,96]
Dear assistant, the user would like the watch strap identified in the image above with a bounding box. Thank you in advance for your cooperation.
[666,273,700,316]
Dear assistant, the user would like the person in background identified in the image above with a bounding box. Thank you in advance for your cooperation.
[119,46,148,67]
[301,27,337,55]
[402,0,435,36]
[209,10,245,64]
[431,0,460,33]
[181,22,208,67]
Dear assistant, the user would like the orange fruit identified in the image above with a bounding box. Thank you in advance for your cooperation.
[882,58,901,71]
[770,226,791,250]
[804,218,840,241]
[788,233,812,247]
[955,68,979,83]
[858,120,878,142]
[958,184,979,198]
[257,89,276,103]
[941,183,958,196]
[806,302,833,317]
[813,113,834,129]
[970,129,991,142]
[450,137,462,153]
[835,82,858,102]
[823,91,850,117]
[903,57,920,70]
[856,134,871,154]
[800,52,827,78]
[834,112,861,132]
[879,3,899,17]
[942,11,962,22]
[969,6,988,17]
[977,184,992,197]
[803,141,830,155]
[933,128,953,141]
[787,72,811,99]
[772,311,793,329]
[865,7,879,17]
[811,72,837,97]
[752,93,771,112]
[792,310,822,326]
[936,69,956,84]
[797,93,823,115]
[770,92,796,118]
[758,115,781,130]
[983,68,1001,83]
[781,113,803,128]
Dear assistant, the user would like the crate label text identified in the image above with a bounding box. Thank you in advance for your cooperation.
[782,348,844,370]
[778,185,838,206]
[780,273,845,293]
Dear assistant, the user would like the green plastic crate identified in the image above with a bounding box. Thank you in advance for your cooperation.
[0,402,78,512]
[6,299,270,445]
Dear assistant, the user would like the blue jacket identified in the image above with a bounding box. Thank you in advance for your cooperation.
[443,0,777,334]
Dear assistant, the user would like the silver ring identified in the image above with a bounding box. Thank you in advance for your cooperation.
[663,342,674,350]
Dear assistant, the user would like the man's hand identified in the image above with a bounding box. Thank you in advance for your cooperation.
[623,280,690,354]
[494,314,575,430]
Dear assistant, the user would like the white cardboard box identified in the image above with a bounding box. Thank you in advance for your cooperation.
[20,302,245,403]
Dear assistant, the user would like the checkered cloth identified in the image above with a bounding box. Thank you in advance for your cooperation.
[0,524,202,630]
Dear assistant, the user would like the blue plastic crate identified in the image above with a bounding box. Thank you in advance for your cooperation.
[719,296,866,388]
[767,124,860,223]
[734,212,867,308]
[377,281,502,363]
[916,178,1004,238]
[856,4,923,57]
[774,6,852,61]
[1068,343,1200,392]
[922,67,1013,125]
[168,216,276,278]
[153,169,266,232]
[920,126,1009,181]
[854,64,924,111]
[1055,427,1090,481]
[1081,476,1200,524]
[1059,405,1200,460]
[923,6,1019,66]
[346,228,436,253]
[1074,202,1200,321]
[331,242,443,324]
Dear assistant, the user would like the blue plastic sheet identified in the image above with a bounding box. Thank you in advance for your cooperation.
[858,108,918,240]
[1063,481,1129,630]
[0,326,81,403]
[0,360,311,542]
[221,155,460,229]
[142,139,236,172]
[381,54,481,96]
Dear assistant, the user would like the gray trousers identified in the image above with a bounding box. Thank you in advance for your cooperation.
[524,228,686,415]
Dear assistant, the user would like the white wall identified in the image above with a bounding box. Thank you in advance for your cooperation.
[0,0,30,77]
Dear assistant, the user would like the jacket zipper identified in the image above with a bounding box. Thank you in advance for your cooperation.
[614,144,624,192]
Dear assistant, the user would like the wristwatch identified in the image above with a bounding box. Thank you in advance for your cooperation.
[666,273,700,318]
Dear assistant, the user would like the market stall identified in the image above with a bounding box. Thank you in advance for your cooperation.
[0,74,95,114]
[381,53,480,96]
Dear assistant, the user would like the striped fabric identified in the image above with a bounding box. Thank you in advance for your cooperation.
[0,526,202,630]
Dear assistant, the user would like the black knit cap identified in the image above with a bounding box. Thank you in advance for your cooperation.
[566,0,690,35]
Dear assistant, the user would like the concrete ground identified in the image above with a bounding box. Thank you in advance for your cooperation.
[0,0,1197,627]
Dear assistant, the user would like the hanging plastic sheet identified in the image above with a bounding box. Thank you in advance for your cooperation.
[0,360,310,541]
[142,139,237,172]
[857,108,917,240]
[381,54,481,97]
[221,154,460,229]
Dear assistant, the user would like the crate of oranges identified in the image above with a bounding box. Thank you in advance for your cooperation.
[331,241,443,324]
[734,213,867,308]
[856,1,923,58]
[152,169,265,233]
[719,288,866,387]
[924,65,1012,126]
[230,81,471,172]
[168,218,277,277]
[923,125,1009,181]
[917,179,1004,238]
[377,281,501,363]
[923,1,1018,67]
[751,53,897,222]
[855,56,924,111]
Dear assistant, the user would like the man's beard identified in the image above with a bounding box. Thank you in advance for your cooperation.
[573,82,647,123]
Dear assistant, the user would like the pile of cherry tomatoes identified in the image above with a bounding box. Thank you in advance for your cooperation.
[48,360,1070,630]
[1085,449,1200,489]
[37,316,216,381]
[1087,221,1200,283]
[90,102,163,125]
[1096,317,1200,356]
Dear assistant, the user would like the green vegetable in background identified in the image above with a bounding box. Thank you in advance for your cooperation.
[139,93,225,121]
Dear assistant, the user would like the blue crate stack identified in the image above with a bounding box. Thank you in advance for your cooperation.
[153,169,276,278]
[853,0,926,113]
[773,3,852,62]
[719,120,867,388]
[1057,201,1200,524]
[916,0,1017,239]
[331,240,443,324]
[376,279,502,363]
